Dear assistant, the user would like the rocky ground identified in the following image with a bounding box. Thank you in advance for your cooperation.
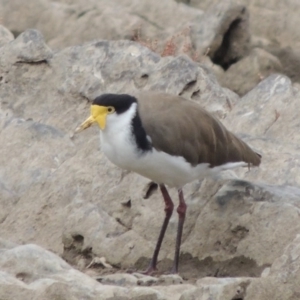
[1,0,300,299]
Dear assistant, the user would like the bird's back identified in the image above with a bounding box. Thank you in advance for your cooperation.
[135,92,261,168]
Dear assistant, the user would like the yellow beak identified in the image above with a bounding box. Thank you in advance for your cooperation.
[75,105,108,133]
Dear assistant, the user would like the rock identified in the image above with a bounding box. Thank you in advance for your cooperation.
[0,0,203,49]
[270,234,300,284]
[153,284,196,300]
[175,0,191,3]
[0,241,198,299]
[97,273,138,286]
[245,234,300,299]
[0,242,131,300]
[0,238,18,250]
[269,46,300,84]
[190,1,300,89]
[180,277,252,300]
[191,0,300,48]
[11,29,53,62]
[223,74,300,184]
[129,287,164,300]
[0,29,52,69]
[192,0,251,68]
[0,25,14,47]
[135,274,159,286]
[158,274,183,285]
[1,0,300,96]
[5,1,295,96]
[0,244,71,279]
[246,277,294,300]
[180,179,300,277]
[217,48,282,95]
[0,0,252,70]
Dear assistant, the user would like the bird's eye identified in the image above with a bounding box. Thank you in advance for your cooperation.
[107,106,115,114]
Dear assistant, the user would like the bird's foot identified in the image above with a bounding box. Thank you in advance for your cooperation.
[125,266,157,276]
[141,267,157,276]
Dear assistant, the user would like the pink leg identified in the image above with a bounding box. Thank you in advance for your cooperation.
[143,184,174,274]
[170,188,187,274]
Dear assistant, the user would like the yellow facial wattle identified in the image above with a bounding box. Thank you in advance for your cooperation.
[91,105,108,130]
[75,105,113,133]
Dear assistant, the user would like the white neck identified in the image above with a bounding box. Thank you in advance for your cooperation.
[99,103,139,168]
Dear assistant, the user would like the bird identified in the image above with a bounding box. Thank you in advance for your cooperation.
[75,91,261,274]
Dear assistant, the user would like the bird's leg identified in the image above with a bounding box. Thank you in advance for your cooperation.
[170,188,187,274]
[143,184,174,274]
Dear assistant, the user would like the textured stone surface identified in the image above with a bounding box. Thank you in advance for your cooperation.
[216,48,282,95]
[189,0,300,93]
[0,243,130,300]
[157,274,183,285]
[0,0,202,49]
[2,0,298,95]
[97,273,138,286]
[0,24,14,47]
[0,0,251,64]
[180,277,253,300]
[0,28,52,71]
[0,241,197,300]
[191,0,300,47]
[0,1,300,297]
[191,0,251,68]
[245,234,300,299]
[135,274,159,286]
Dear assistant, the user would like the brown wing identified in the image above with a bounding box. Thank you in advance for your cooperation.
[136,92,261,167]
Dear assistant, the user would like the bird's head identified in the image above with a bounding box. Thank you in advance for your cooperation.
[75,94,137,133]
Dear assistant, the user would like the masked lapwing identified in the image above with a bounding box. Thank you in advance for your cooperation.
[75,92,261,274]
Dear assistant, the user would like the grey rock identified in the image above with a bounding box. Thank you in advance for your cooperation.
[0,0,251,69]
[153,284,196,300]
[179,277,252,300]
[179,287,198,300]
[0,244,72,281]
[4,0,292,98]
[135,274,159,286]
[270,234,300,283]
[97,273,138,286]
[190,1,300,89]
[0,242,197,299]
[191,0,300,48]
[217,48,282,96]
[182,179,300,270]
[129,287,164,300]
[0,238,18,250]
[245,234,300,299]
[0,243,131,300]
[0,25,14,47]
[192,0,251,66]
[48,39,234,114]
[12,29,53,62]
[0,0,203,49]
[158,274,183,285]
[269,46,300,85]
[0,29,52,69]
